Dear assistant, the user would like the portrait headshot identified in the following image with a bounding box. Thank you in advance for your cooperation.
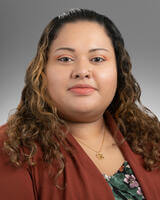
[0,2,160,200]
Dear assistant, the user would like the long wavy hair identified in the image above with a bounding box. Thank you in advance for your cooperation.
[2,8,160,190]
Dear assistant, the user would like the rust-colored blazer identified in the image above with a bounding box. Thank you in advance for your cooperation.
[0,112,160,200]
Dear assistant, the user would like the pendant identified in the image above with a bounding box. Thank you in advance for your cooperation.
[96,153,104,160]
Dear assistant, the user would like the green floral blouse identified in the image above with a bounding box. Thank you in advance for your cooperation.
[102,160,145,200]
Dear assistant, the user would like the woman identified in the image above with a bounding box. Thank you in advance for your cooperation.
[0,8,160,200]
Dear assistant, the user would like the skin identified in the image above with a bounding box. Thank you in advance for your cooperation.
[45,20,118,147]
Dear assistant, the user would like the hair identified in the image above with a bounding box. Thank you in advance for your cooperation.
[2,8,160,190]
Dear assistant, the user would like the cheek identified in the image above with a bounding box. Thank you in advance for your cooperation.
[46,68,66,97]
[98,68,117,106]
[98,67,117,88]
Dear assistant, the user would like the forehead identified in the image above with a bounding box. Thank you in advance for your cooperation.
[49,20,114,53]
[58,20,106,33]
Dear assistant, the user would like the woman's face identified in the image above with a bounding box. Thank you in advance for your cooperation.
[45,20,117,122]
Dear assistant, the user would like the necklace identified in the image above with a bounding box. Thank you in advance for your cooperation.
[73,129,105,160]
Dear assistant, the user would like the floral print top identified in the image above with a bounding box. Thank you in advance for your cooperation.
[102,160,145,200]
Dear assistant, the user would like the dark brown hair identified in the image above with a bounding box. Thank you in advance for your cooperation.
[3,8,160,190]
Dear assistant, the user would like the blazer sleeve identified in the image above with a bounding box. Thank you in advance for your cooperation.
[0,124,36,200]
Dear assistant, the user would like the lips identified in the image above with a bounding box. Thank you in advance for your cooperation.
[68,84,97,95]
[68,84,97,90]
[69,87,95,95]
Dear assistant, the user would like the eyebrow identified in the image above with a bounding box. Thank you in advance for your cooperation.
[54,47,110,53]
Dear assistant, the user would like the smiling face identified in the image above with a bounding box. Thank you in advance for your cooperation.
[45,20,117,122]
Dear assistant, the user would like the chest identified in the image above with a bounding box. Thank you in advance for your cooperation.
[79,142,126,176]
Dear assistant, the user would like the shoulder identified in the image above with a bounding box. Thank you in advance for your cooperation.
[0,123,8,140]
[0,123,10,161]
[0,123,36,199]
[0,123,8,159]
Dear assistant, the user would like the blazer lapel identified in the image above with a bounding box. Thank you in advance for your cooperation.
[105,111,160,200]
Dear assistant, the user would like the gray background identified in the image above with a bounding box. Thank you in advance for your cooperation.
[0,0,160,125]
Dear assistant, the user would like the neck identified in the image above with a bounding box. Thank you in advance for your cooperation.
[66,117,110,143]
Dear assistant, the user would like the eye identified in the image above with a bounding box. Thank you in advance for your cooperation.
[91,57,106,63]
[57,56,73,63]
[57,56,106,63]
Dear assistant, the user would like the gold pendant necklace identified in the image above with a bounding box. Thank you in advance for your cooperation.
[73,128,105,160]
[96,153,104,160]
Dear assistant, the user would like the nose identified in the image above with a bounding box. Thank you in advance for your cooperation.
[71,61,92,79]
[71,71,91,79]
